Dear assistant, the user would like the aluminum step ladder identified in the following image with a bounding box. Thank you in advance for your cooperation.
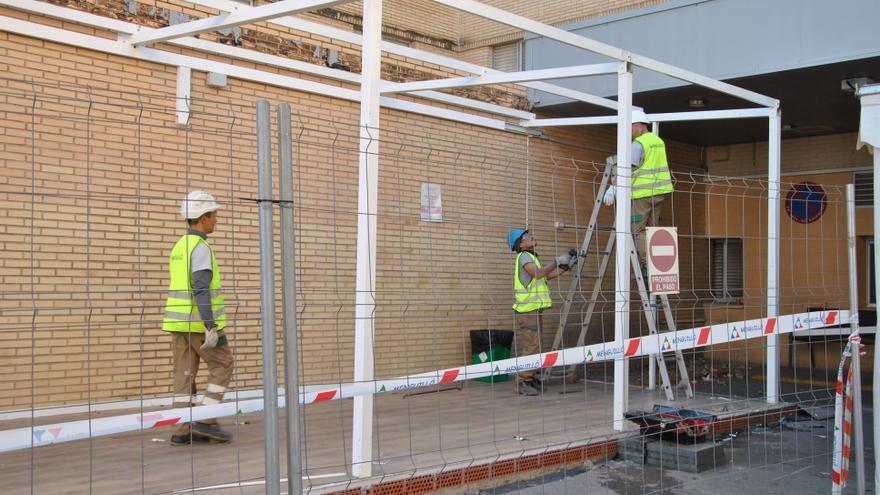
[549,160,693,400]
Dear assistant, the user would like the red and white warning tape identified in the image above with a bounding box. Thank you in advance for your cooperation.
[842,367,854,485]
[0,309,847,453]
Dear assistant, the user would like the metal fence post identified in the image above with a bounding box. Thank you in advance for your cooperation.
[277,103,303,495]
[846,183,865,495]
[256,100,281,495]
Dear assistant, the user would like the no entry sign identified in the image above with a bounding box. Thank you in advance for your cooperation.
[646,227,679,295]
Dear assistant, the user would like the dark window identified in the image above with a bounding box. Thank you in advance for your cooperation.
[855,171,873,207]
[711,238,743,302]
[492,42,523,72]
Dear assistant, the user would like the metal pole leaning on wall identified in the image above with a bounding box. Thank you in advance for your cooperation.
[847,184,866,495]
[277,103,303,495]
[256,100,281,495]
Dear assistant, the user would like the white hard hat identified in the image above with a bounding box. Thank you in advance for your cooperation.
[181,190,221,220]
[631,109,649,124]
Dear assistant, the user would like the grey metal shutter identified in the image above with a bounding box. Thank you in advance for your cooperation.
[711,238,743,300]
[492,42,521,72]
[855,171,873,207]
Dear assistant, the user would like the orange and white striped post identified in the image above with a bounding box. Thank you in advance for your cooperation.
[831,341,852,494]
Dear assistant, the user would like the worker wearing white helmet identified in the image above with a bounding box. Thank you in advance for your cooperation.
[603,109,674,266]
[162,190,233,445]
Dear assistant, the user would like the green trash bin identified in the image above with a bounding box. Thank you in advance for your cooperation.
[470,329,513,383]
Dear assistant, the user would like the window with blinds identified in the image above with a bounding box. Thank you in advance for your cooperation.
[855,171,873,207]
[492,42,522,72]
[710,238,744,302]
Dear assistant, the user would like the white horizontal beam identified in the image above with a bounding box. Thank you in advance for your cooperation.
[382,63,619,94]
[648,108,774,122]
[522,107,773,127]
[128,0,348,47]
[183,0,620,110]
[0,15,511,132]
[1,0,533,121]
[857,83,880,97]
[521,116,619,127]
[433,0,778,109]
[410,91,534,120]
[1,0,136,32]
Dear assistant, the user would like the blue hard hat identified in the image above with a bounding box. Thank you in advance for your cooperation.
[508,228,528,251]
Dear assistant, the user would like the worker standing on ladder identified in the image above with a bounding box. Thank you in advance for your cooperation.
[603,109,674,267]
[508,229,575,396]
[163,190,234,445]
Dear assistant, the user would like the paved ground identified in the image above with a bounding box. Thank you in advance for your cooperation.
[485,364,877,495]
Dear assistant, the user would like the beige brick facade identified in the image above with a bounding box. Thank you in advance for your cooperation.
[0,0,870,410]
[704,136,874,367]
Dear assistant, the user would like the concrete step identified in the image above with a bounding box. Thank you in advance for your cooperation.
[645,440,727,473]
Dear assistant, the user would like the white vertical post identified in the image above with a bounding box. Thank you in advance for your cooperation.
[351,0,382,479]
[175,66,191,125]
[846,184,866,495]
[855,84,880,495]
[647,120,660,391]
[613,63,633,430]
[873,138,880,495]
[766,109,781,404]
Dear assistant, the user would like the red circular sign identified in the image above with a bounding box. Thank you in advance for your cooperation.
[785,182,827,224]
[648,229,677,272]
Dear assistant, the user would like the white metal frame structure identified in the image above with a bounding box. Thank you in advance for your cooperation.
[0,0,782,479]
[857,82,880,495]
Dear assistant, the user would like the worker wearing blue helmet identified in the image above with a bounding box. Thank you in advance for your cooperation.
[508,228,576,396]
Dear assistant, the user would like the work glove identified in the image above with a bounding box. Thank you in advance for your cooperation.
[554,248,578,270]
[200,327,219,351]
[603,187,616,206]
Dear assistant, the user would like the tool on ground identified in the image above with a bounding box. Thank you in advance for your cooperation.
[624,405,716,444]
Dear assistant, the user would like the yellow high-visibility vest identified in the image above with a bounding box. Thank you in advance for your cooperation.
[632,132,673,199]
[162,234,227,333]
[512,252,552,313]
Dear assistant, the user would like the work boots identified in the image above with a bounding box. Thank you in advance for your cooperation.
[169,422,231,445]
[191,421,232,443]
[169,423,211,446]
[517,380,540,396]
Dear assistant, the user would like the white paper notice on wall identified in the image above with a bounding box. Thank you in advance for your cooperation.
[420,182,443,222]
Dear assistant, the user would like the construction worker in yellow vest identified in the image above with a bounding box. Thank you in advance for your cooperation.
[603,109,674,267]
[508,229,576,396]
[162,190,233,445]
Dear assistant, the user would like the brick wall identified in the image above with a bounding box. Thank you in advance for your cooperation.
[706,133,872,177]
[0,20,700,409]
[3,0,859,411]
[704,136,874,366]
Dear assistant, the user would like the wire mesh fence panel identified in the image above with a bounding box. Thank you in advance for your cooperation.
[0,78,861,495]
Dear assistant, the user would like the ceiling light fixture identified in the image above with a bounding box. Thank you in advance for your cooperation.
[688,97,706,108]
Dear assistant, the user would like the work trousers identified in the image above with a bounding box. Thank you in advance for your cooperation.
[514,311,543,383]
[631,194,667,267]
[170,331,234,434]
